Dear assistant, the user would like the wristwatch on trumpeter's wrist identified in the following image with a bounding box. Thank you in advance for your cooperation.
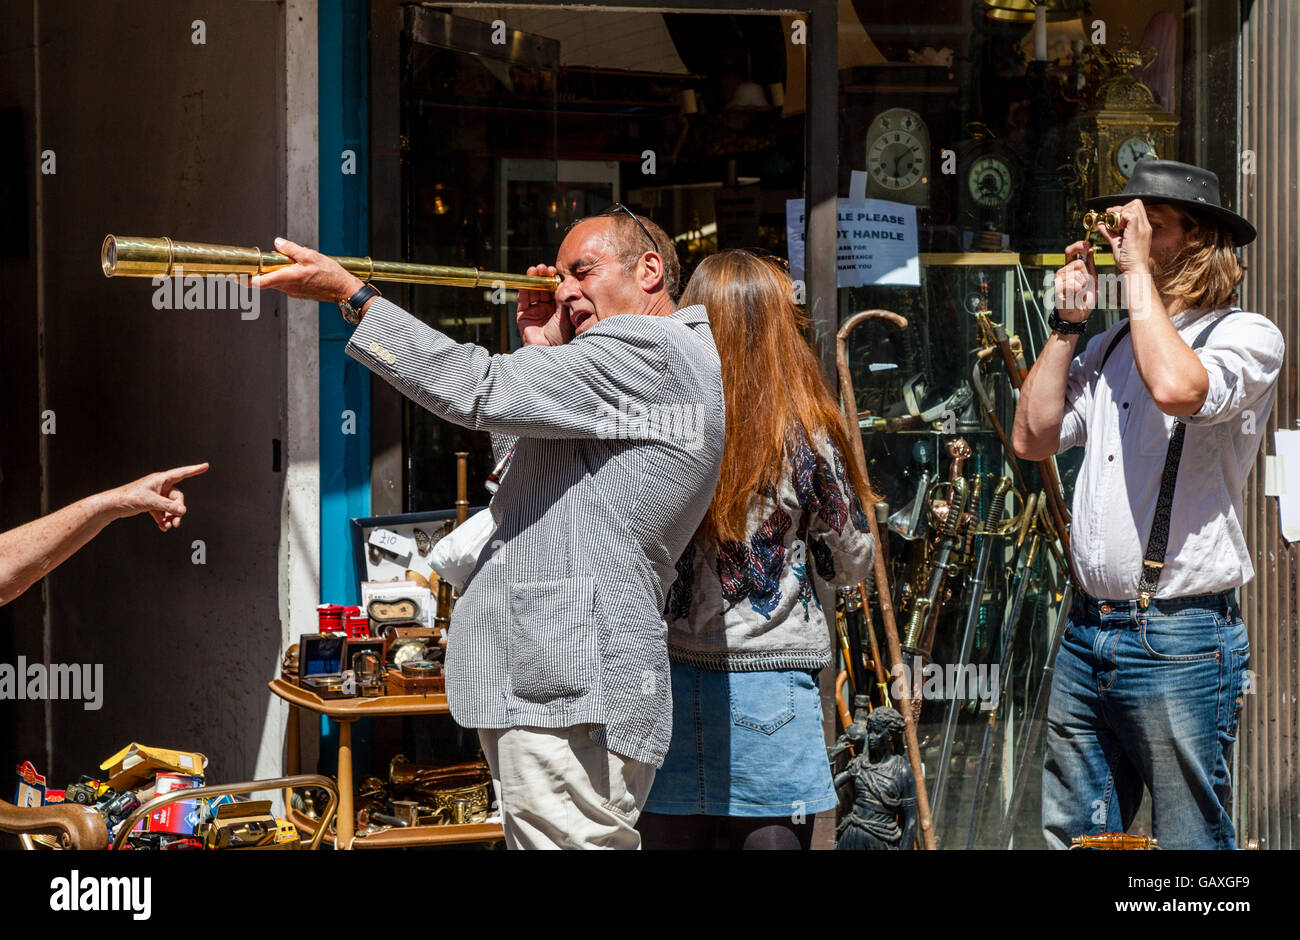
[339,282,381,326]
[1048,310,1089,335]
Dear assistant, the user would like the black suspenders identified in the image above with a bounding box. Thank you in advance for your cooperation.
[1093,313,1231,607]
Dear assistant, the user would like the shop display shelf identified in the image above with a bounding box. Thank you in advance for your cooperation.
[269,677,450,717]
[270,677,501,848]
[283,805,502,849]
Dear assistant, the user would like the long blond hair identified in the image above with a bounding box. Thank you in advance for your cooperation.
[680,250,873,544]
[1154,207,1246,310]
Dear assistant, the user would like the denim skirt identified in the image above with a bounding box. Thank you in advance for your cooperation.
[642,663,838,817]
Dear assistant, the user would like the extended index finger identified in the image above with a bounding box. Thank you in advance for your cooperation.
[273,236,312,260]
[159,462,210,486]
[1064,239,1091,263]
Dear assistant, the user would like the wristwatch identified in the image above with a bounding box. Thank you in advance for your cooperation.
[339,282,381,326]
[1048,310,1088,335]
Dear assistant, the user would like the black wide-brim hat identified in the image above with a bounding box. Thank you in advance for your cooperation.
[1085,159,1256,247]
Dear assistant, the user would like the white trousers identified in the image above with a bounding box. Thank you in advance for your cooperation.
[478,724,656,849]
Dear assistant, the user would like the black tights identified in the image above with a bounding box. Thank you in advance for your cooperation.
[636,811,815,850]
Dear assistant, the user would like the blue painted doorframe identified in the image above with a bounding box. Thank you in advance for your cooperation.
[319,0,371,606]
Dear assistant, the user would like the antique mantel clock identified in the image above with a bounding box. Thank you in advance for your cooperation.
[865,107,931,207]
[953,123,1022,247]
[1069,29,1179,206]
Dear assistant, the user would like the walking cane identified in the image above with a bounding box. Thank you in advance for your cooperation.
[835,309,937,850]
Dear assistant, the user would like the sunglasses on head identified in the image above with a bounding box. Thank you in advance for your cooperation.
[742,247,790,272]
[603,203,661,256]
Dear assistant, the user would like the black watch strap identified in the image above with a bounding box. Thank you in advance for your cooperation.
[339,282,381,325]
[1048,310,1088,335]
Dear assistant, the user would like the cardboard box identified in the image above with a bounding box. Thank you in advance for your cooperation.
[206,800,279,849]
[134,772,204,835]
[98,743,207,791]
[13,761,46,808]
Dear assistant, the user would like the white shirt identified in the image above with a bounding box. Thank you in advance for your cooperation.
[1058,305,1285,600]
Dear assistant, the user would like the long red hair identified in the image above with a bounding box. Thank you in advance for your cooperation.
[681,249,874,544]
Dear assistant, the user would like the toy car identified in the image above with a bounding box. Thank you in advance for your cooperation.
[273,818,301,847]
[159,837,204,851]
[102,790,141,828]
[66,776,110,806]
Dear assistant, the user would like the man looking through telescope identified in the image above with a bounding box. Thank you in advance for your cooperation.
[253,206,724,850]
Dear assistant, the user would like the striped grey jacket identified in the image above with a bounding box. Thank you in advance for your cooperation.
[346,298,725,765]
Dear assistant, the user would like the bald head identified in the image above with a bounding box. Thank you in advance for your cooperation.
[552,215,678,334]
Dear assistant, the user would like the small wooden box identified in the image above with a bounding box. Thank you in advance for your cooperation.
[385,668,445,695]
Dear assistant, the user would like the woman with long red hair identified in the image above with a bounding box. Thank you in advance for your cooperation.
[637,249,875,849]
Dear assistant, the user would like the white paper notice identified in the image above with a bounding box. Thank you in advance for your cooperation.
[1272,430,1300,543]
[786,197,920,288]
[1263,455,1285,497]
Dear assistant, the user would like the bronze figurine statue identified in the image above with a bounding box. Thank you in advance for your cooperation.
[834,706,919,850]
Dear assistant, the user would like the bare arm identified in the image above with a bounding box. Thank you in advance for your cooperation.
[1013,239,1092,461]
[1097,201,1209,416]
[1013,332,1083,461]
[0,463,208,607]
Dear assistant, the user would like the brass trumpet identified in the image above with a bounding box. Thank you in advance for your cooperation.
[101,234,562,291]
[1082,209,1123,235]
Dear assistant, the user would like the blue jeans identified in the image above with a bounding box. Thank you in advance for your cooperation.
[1042,590,1249,850]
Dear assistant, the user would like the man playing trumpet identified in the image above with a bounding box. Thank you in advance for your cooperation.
[1013,160,1284,849]
[253,206,724,849]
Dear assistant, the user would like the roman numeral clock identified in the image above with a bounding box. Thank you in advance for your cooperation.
[865,108,931,207]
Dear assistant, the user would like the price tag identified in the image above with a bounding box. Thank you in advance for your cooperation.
[368,527,413,561]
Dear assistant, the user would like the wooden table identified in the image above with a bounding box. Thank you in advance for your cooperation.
[269,677,503,849]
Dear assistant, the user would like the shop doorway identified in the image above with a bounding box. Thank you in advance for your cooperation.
[391,4,810,512]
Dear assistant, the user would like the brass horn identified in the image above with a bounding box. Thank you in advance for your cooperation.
[101,234,561,292]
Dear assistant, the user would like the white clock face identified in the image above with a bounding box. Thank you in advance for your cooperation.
[968,155,1013,208]
[869,131,925,189]
[1116,137,1155,179]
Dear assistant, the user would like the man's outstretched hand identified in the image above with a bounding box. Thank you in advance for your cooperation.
[108,463,210,532]
[251,238,365,305]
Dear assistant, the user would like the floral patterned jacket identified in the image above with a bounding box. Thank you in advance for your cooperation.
[664,426,875,671]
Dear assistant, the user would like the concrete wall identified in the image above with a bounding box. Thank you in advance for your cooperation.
[1,0,291,804]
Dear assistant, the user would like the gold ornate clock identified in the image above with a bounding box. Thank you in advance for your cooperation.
[1068,29,1179,206]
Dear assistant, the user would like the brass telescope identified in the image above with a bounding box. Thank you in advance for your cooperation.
[101,235,562,291]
